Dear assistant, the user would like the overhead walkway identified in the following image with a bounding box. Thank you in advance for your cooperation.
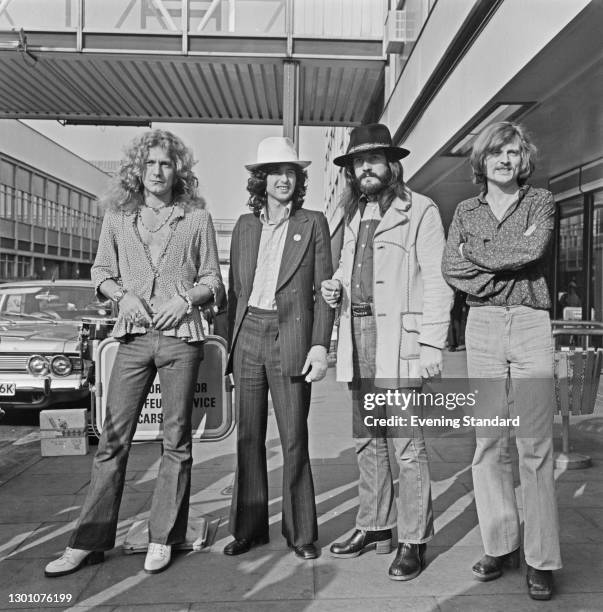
[0,0,388,137]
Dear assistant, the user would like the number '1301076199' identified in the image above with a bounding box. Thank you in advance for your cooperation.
[9,593,73,603]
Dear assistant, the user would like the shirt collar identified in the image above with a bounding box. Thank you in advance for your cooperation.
[358,194,382,218]
[476,183,530,205]
[260,203,292,226]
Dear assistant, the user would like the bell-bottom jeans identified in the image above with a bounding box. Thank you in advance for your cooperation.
[70,330,203,550]
[466,305,562,570]
[351,314,434,543]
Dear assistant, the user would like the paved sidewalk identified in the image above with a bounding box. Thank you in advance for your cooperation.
[1,351,603,611]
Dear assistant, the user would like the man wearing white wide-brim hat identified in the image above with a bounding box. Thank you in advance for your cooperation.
[321,124,452,580]
[224,137,334,560]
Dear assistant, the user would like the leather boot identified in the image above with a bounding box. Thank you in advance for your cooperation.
[527,565,553,600]
[472,548,520,581]
[388,542,426,581]
[330,529,392,558]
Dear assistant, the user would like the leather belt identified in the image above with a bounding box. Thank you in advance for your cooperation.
[351,303,373,317]
[248,305,278,317]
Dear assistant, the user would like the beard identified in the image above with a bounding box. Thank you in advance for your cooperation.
[356,168,391,196]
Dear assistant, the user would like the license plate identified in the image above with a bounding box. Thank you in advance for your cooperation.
[0,382,16,396]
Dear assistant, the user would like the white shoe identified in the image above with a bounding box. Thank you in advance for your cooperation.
[44,547,104,577]
[144,543,172,574]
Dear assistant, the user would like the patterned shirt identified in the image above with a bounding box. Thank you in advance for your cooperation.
[248,204,291,310]
[350,200,381,304]
[91,200,223,342]
[442,185,554,309]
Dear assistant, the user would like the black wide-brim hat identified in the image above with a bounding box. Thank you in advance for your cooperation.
[333,123,410,167]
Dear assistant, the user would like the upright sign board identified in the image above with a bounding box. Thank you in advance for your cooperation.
[92,335,234,442]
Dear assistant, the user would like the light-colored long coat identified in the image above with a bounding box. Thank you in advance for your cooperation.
[333,191,453,388]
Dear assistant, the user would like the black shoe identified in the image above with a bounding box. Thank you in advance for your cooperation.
[289,543,319,560]
[330,529,392,558]
[472,548,520,582]
[223,535,269,556]
[388,543,426,581]
[527,565,553,601]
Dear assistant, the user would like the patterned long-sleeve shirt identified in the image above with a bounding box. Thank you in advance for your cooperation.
[441,185,554,309]
[91,200,223,342]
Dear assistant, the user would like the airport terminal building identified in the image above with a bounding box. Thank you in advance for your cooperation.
[0,120,107,281]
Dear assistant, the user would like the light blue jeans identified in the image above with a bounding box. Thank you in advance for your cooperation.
[352,315,433,543]
[70,331,203,550]
[466,306,562,570]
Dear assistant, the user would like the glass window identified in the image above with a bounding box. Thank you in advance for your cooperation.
[16,256,31,279]
[85,0,183,32]
[60,205,69,232]
[591,190,603,322]
[15,191,22,221]
[15,189,33,222]
[0,254,15,280]
[73,210,82,233]
[46,181,58,204]
[0,185,12,218]
[0,283,113,321]
[556,196,584,320]
[38,196,46,225]
[51,202,59,230]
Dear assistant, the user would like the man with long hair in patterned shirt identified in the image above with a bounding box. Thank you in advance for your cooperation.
[45,130,223,577]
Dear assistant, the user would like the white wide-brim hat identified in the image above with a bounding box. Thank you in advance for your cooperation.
[245,136,311,171]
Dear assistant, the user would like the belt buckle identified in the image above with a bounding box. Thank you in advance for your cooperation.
[352,303,372,317]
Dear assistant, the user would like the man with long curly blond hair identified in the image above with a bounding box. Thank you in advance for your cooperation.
[45,129,223,578]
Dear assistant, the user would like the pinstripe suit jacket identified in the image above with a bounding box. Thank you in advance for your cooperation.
[226,207,334,376]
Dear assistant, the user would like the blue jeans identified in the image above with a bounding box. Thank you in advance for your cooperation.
[352,315,433,543]
[70,331,203,550]
[466,306,562,570]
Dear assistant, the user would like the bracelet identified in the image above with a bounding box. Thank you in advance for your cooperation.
[179,293,193,315]
[193,281,221,313]
[210,285,220,313]
[204,283,220,313]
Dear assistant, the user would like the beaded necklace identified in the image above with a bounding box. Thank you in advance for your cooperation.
[144,202,168,215]
[137,206,175,233]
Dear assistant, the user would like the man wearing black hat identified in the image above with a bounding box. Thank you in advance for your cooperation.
[321,124,452,580]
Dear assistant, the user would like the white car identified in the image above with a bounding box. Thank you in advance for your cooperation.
[0,280,115,412]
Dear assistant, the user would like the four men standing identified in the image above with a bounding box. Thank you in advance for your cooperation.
[45,122,563,601]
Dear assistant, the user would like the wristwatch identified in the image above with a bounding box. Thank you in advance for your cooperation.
[111,288,127,303]
[180,293,194,315]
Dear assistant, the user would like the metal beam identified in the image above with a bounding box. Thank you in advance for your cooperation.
[197,0,221,32]
[282,59,299,147]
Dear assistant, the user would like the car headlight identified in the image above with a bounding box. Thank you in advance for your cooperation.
[27,355,50,376]
[51,355,73,377]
